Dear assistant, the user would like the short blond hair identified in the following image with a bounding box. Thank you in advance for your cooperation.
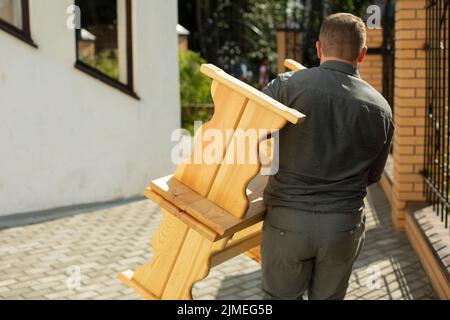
[319,13,367,62]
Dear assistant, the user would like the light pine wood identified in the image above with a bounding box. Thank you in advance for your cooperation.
[148,176,265,240]
[208,101,288,218]
[200,64,304,125]
[118,61,305,300]
[284,59,307,72]
[144,188,219,241]
[162,231,229,299]
[174,82,249,197]
[129,209,189,298]
[245,247,262,264]
[211,222,263,267]
[151,175,242,234]
[117,270,158,300]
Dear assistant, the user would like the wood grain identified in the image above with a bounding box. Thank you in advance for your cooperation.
[208,101,287,218]
[149,176,266,239]
[174,81,249,196]
[131,209,189,298]
[201,64,305,125]
[119,61,305,300]
[284,59,307,72]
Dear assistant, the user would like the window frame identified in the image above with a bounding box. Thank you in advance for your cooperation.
[0,0,37,47]
[74,0,139,99]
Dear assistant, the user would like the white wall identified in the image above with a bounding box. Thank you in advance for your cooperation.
[0,0,181,216]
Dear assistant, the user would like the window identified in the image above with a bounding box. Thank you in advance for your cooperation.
[0,0,36,47]
[75,0,138,99]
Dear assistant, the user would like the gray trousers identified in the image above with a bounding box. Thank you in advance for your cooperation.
[261,206,365,300]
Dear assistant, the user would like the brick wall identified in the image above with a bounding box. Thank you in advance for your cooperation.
[391,0,427,230]
[359,28,383,93]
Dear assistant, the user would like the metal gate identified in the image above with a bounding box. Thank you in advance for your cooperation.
[382,0,395,109]
[423,0,449,231]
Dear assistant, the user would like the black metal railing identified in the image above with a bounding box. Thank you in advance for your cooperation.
[382,0,395,110]
[424,0,449,231]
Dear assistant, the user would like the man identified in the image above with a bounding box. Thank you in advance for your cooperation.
[261,13,394,300]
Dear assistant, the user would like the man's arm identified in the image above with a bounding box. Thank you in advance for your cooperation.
[262,76,285,103]
[368,122,395,186]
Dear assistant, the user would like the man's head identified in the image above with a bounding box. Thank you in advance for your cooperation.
[317,13,367,65]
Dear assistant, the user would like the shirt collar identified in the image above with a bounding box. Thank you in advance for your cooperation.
[320,60,360,78]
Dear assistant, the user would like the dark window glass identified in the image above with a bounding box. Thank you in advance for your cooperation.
[75,0,136,97]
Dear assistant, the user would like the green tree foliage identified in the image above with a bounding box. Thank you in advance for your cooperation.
[329,0,371,16]
[179,49,212,106]
[179,0,372,72]
[178,0,374,134]
[179,49,214,134]
[179,0,287,76]
[301,0,371,66]
[80,49,119,80]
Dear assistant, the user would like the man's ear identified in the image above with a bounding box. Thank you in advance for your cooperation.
[357,46,368,64]
[316,41,322,60]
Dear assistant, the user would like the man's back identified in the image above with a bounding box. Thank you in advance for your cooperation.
[263,60,394,214]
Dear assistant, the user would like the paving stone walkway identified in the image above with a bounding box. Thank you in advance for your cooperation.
[0,184,436,300]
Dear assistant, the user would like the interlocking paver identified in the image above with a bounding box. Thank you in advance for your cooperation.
[0,184,437,300]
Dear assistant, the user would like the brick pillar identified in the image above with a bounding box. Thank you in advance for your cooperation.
[392,0,427,230]
[359,28,383,93]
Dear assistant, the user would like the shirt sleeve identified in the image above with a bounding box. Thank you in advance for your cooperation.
[368,120,395,186]
[262,76,284,103]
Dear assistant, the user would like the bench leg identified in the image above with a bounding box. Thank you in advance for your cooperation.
[119,209,189,299]
[119,212,261,300]
[161,229,229,299]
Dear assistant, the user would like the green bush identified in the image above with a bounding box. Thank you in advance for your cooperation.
[181,106,214,136]
[179,50,214,134]
[179,50,213,106]
[80,49,119,80]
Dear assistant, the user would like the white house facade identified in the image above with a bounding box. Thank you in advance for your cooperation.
[0,0,181,217]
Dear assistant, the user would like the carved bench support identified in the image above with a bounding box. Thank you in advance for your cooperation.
[118,61,306,300]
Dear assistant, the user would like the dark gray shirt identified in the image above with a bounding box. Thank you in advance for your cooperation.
[263,60,394,214]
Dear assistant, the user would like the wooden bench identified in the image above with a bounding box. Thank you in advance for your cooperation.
[118,60,306,300]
